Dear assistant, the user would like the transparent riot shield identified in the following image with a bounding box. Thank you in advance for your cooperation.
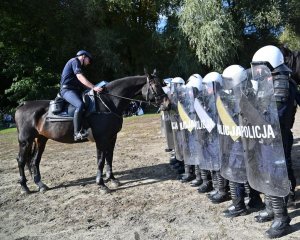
[169,84,184,161]
[161,111,174,150]
[177,86,204,165]
[216,80,247,183]
[239,64,290,197]
[195,81,220,171]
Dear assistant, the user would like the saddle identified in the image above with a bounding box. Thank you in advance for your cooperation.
[46,81,108,122]
[46,90,96,122]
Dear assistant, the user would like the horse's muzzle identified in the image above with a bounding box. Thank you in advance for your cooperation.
[159,95,171,111]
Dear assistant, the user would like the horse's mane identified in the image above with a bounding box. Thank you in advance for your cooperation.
[106,75,146,89]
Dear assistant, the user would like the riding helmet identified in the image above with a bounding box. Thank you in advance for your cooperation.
[76,50,93,60]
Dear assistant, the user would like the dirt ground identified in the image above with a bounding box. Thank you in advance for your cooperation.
[0,112,300,240]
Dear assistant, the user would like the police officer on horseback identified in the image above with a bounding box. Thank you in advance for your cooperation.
[60,50,103,141]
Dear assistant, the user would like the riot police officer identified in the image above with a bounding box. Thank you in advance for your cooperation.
[169,77,186,175]
[195,71,230,203]
[249,45,298,238]
[185,74,204,186]
[218,65,264,216]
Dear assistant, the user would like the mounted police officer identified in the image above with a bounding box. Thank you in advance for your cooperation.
[60,50,103,141]
[245,45,298,238]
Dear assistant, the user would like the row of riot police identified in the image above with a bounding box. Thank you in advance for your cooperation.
[160,45,299,239]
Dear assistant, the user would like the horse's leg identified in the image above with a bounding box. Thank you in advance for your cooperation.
[95,145,110,193]
[31,136,49,192]
[105,136,120,187]
[17,139,33,194]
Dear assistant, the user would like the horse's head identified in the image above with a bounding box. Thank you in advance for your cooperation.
[142,70,171,111]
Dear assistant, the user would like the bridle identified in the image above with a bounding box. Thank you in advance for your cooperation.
[94,75,167,114]
[145,76,167,106]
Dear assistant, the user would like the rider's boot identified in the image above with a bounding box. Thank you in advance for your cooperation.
[265,196,291,239]
[190,165,202,187]
[74,109,88,141]
[197,170,212,193]
[254,195,274,223]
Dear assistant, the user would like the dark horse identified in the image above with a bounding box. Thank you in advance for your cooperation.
[15,72,170,194]
[279,45,300,85]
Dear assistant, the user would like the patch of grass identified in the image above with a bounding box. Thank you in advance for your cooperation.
[123,113,160,122]
[0,127,17,135]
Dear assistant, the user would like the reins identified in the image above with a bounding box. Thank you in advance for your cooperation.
[99,92,157,106]
[92,92,157,118]
[90,75,167,116]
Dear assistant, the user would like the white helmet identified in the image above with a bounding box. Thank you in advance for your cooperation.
[171,77,185,85]
[162,86,170,94]
[222,65,247,89]
[252,45,284,69]
[163,78,172,87]
[252,45,291,73]
[203,72,223,86]
[186,74,203,91]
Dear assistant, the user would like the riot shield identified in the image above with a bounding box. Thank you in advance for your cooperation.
[195,81,220,171]
[169,84,184,161]
[177,86,204,165]
[161,111,174,150]
[239,64,289,197]
[216,80,247,183]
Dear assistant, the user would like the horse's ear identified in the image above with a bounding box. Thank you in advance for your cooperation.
[152,69,157,76]
[144,68,149,76]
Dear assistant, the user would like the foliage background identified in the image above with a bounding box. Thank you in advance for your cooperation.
[0,0,299,112]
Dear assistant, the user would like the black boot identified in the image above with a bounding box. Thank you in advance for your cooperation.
[265,196,291,239]
[247,185,264,211]
[223,182,248,218]
[209,171,230,204]
[169,157,178,166]
[287,190,296,208]
[254,195,274,223]
[197,170,212,193]
[73,109,88,141]
[169,150,177,165]
[175,161,185,175]
[190,165,202,187]
[180,164,195,182]
[207,171,218,197]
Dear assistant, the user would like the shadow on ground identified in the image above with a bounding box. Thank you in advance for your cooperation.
[51,163,176,191]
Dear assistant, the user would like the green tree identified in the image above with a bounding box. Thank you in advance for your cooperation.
[279,0,300,49]
[179,0,295,71]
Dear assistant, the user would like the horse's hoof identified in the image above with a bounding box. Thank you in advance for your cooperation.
[111,179,121,187]
[39,184,49,193]
[21,186,31,195]
[99,186,111,194]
